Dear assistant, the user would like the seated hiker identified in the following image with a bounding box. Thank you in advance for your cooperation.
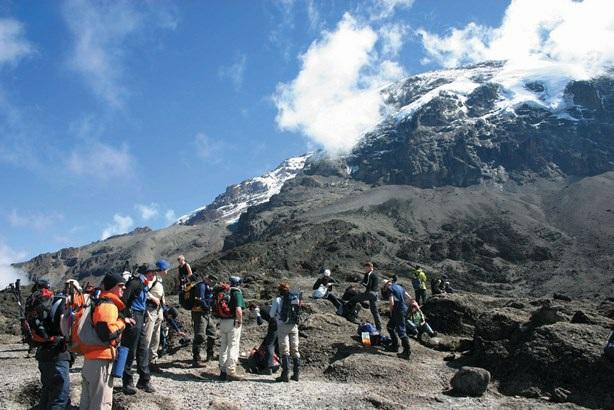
[406,301,437,339]
[247,303,279,375]
[431,277,445,295]
[158,306,188,358]
[345,262,383,332]
[335,285,362,323]
[312,268,342,309]
[442,276,455,293]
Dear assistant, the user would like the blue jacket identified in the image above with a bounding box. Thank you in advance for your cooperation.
[389,283,408,312]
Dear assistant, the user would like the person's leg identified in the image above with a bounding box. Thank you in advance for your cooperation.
[38,361,51,409]
[276,323,291,382]
[367,293,382,331]
[90,359,114,410]
[79,360,92,410]
[327,293,342,309]
[122,311,145,390]
[226,324,242,377]
[47,359,70,410]
[263,324,277,369]
[289,325,300,381]
[191,311,204,363]
[218,319,232,375]
[148,309,162,366]
[406,320,419,337]
[204,313,216,361]
[386,318,399,351]
[135,311,152,387]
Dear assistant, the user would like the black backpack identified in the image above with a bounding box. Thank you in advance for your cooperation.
[280,290,302,325]
[24,286,65,345]
[605,331,614,360]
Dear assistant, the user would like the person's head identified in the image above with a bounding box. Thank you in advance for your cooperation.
[323,269,331,277]
[177,255,186,265]
[391,274,398,283]
[364,262,373,272]
[138,263,157,280]
[229,275,242,287]
[278,282,290,295]
[411,301,419,311]
[102,272,126,297]
[383,279,393,289]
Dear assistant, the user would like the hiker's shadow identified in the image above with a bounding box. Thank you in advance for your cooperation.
[331,340,387,362]
[154,369,212,383]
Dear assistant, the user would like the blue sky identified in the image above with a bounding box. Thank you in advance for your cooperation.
[6,0,609,267]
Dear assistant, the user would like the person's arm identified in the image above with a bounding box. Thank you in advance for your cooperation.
[388,295,394,314]
[185,263,193,278]
[418,309,426,325]
[233,290,244,328]
[93,303,126,342]
[312,278,322,290]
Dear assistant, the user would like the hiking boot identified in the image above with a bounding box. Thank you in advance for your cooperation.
[122,384,137,395]
[149,363,163,373]
[276,355,290,382]
[291,357,301,382]
[398,336,411,360]
[226,373,245,382]
[397,350,411,360]
[136,381,156,393]
[191,358,204,368]
[219,371,227,381]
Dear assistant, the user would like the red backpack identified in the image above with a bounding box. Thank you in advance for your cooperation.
[212,284,234,318]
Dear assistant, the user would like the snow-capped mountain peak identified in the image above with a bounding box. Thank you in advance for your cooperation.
[176,154,310,226]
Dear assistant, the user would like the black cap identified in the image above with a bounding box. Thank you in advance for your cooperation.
[137,263,156,274]
[102,272,125,291]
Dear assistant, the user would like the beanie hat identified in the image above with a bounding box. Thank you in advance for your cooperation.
[229,275,242,287]
[102,272,125,291]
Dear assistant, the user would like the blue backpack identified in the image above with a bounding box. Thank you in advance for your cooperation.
[357,322,378,336]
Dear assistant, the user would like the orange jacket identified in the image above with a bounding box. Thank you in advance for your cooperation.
[82,291,126,360]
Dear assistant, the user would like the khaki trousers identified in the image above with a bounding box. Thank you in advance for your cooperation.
[145,307,162,363]
[80,359,113,410]
[218,318,241,374]
[277,322,300,358]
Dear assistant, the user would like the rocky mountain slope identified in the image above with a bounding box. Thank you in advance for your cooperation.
[13,62,614,299]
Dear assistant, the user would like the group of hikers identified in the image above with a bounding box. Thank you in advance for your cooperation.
[9,256,451,410]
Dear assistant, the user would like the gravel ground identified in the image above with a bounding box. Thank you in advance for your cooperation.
[0,333,583,410]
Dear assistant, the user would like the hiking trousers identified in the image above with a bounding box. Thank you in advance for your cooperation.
[277,322,300,358]
[80,359,113,410]
[387,308,408,349]
[144,306,162,364]
[219,318,241,374]
[349,291,382,331]
[192,310,216,360]
[38,358,70,410]
[415,288,427,306]
[120,310,150,386]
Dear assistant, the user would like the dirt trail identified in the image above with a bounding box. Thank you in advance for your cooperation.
[0,331,581,410]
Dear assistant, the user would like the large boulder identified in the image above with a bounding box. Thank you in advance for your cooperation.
[450,366,491,396]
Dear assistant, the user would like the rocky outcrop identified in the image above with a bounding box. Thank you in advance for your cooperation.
[450,367,491,396]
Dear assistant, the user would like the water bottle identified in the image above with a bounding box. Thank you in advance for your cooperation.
[111,345,129,378]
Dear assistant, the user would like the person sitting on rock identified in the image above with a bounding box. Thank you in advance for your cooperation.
[312,268,342,309]
[406,301,437,340]
[346,262,383,332]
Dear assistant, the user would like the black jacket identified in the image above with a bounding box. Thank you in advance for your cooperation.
[312,276,337,290]
[362,271,379,293]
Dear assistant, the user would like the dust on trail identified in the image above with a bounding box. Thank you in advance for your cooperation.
[0,333,579,410]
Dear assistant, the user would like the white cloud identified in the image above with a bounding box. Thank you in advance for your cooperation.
[368,0,415,21]
[218,54,247,91]
[273,13,406,154]
[7,209,64,231]
[62,0,176,108]
[101,213,134,240]
[0,18,35,66]
[0,239,28,288]
[306,0,321,31]
[135,203,159,221]
[380,23,408,57]
[418,0,614,80]
[67,141,134,180]
[164,209,176,223]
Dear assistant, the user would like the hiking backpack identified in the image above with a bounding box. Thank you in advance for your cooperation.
[179,282,196,310]
[212,284,241,319]
[24,286,65,345]
[280,290,302,325]
[605,331,614,360]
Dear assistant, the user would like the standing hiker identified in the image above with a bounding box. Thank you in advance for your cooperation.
[346,262,382,331]
[413,266,428,306]
[270,283,302,382]
[145,259,170,373]
[213,276,246,381]
[382,279,412,360]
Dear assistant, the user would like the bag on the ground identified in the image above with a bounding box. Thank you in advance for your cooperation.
[212,284,241,319]
[247,343,280,374]
[280,289,302,325]
[24,285,65,345]
[312,284,328,299]
[605,331,614,360]
[357,322,378,336]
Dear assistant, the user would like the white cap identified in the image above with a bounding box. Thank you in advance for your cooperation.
[323,269,331,277]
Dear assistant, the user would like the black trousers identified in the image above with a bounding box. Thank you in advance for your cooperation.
[348,291,382,331]
[121,310,150,385]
